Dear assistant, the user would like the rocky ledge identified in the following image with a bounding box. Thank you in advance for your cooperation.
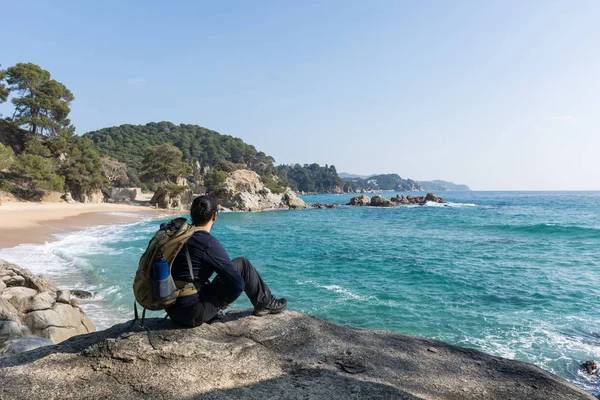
[0,309,593,399]
[0,260,96,355]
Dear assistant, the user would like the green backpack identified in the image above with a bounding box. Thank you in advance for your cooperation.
[133,217,201,321]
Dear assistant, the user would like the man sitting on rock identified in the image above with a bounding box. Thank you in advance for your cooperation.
[166,195,287,327]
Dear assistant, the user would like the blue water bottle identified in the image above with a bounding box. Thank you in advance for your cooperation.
[152,257,175,300]
[152,258,170,281]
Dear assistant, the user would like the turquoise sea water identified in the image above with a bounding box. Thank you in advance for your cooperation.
[1,191,599,394]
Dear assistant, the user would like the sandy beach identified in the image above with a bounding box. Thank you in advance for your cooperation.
[0,202,175,249]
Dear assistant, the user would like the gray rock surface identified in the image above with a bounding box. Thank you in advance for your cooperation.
[0,260,96,347]
[0,310,593,400]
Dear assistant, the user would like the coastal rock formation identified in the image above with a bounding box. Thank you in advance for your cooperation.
[425,192,445,203]
[0,260,96,351]
[150,187,194,210]
[346,194,371,206]
[102,187,143,203]
[348,193,446,207]
[0,309,593,400]
[215,170,307,212]
[281,189,308,210]
[312,203,341,209]
[71,188,105,204]
[370,195,394,207]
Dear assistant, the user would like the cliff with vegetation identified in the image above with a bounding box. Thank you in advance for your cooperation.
[342,173,421,192]
[0,61,435,203]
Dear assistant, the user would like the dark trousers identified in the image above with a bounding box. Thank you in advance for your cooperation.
[166,257,272,327]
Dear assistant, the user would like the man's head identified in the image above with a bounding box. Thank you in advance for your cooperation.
[190,195,218,227]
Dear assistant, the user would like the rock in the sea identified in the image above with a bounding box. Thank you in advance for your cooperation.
[213,170,307,212]
[0,260,96,347]
[581,360,598,375]
[346,195,371,206]
[370,195,394,207]
[70,290,93,299]
[0,310,593,399]
[312,203,339,209]
[425,192,445,203]
[281,189,308,210]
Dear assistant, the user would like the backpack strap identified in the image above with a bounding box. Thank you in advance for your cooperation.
[185,244,194,279]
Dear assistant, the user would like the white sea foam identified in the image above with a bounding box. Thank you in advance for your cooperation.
[423,201,478,207]
[0,220,154,329]
[296,280,377,302]
[457,322,600,393]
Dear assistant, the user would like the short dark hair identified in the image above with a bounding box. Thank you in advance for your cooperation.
[190,195,218,226]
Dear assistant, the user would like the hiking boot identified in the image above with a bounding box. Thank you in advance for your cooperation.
[253,297,287,316]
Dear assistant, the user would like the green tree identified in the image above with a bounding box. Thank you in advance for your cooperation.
[5,63,74,136]
[61,138,104,196]
[139,144,191,187]
[0,68,9,106]
[204,170,228,194]
[0,143,15,171]
[11,153,65,191]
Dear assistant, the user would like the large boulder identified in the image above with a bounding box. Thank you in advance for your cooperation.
[425,192,445,203]
[370,195,394,207]
[346,195,371,206]
[214,170,306,212]
[281,189,308,209]
[0,260,96,349]
[0,310,594,400]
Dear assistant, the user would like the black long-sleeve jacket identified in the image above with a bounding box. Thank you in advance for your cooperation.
[171,230,244,296]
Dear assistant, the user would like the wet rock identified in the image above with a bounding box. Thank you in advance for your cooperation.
[346,195,371,206]
[425,192,445,203]
[581,360,598,375]
[370,195,394,207]
[71,290,93,299]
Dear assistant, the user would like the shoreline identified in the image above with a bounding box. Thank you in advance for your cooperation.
[0,202,181,249]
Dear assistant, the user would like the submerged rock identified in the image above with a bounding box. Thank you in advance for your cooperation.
[0,310,593,399]
[581,360,598,375]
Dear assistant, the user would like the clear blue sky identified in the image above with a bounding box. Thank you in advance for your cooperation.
[1,1,599,190]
